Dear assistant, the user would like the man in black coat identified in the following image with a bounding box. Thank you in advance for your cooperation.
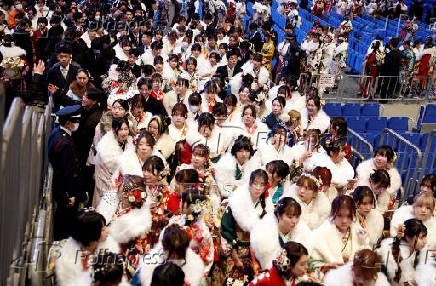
[48,105,82,240]
[72,88,104,207]
[281,33,301,81]
[47,44,80,110]
[249,22,263,53]
[379,37,402,101]
[239,41,253,65]
[137,77,168,117]
[214,49,243,84]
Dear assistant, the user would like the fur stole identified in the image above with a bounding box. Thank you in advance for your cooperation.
[139,247,205,286]
[300,108,330,133]
[356,159,402,197]
[214,152,260,198]
[251,212,312,270]
[96,191,119,223]
[364,209,384,247]
[228,183,274,232]
[324,262,390,286]
[108,202,152,244]
[155,133,175,159]
[96,131,134,172]
[0,45,26,58]
[69,80,95,99]
[283,184,331,230]
[255,140,295,167]
[55,237,85,286]
[186,126,230,159]
[316,153,354,187]
[311,220,368,264]
[415,262,436,286]
[117,149,143,177]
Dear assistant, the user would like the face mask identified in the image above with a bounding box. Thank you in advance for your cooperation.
[95,16,100,21]
[190,105,199,113]
[71,122,79,132]
[15,4,22,10]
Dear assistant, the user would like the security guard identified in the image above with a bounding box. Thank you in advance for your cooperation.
[48,105,82,240]
[281,33,301,81]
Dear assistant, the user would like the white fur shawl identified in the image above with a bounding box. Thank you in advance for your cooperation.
[108,202,153,244]
[300,108,330,133]
[214,152,261,198]
[311,220,369,264]
[228,183,274,232]
[364,209,384,247]
[281,184,331,230]
[250,212,312,270]
[324,262,390,286]
[139,247,205,286]
[96,190,119,223]
[96,131,134,173]
[185,126,231,159]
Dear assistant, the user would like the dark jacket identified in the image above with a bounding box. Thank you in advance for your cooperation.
[250,31,263,53]
[380,49,402,76]
[73,104,103,166]
[47,62,80,110]
[214,64,243,82]
[144,94,168,117]
[281,41,301,80]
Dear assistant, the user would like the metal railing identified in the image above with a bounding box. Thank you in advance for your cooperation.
[1,95,53,286]
[347,127,374,168]
[418,129,436,184]
[379,128,422,205]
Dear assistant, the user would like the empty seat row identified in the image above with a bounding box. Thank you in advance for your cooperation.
[324,103,381,117]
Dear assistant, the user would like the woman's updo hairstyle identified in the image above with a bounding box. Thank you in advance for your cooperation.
[312,166,332,189]
[181,189,207,224]
[375,145,395,163]
[93,251,124,285]
[162,224,190,260]
[272,96,286,108]
[296,172,321,193]
[112,116,129,134]
[113,99,129,112]
[351,249,381,282]
[231,135,255,157]
[149,114,170,135]
[151,262,185,286]
[72,210,106,247]
[134,130,155,149]
[323,137,347,156]
[283,241,308,268]
[369,169,391,188]
[330,195,356,220]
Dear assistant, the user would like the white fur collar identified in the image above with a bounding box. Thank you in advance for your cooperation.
[117,149,143,177]
[324,262,390,286]
[96,131,134,171]
[108,203,152,244]
[55,237,84,286]
[139,247,205,286]
[228,184,274,232]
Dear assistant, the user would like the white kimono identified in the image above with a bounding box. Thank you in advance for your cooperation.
[214,152,261,198]
[281,184,331,230]
[250,212,312,270]
[255,139,297,167]
[311,219,369,264]
[185,125,232,159]
[300,108,330,133]
[237,120,269,149]
[324,262,390,286]
[93,132,134,206]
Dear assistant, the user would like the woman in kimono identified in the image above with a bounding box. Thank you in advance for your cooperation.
[281,173,331,230]
[352,186,384,248]
[256,125,296,167]
[390,192,436,247]
[377,218,435,285]
[215,135,260,199]
[168,103,189,142]
[238,105,269,149]
[289,129,325,172]
[220,169,274,284]
[262,97,286,130]
[300,95,330,134]
[147,115,175,160]
[324,249,390,286]
[356,145,401,213]
[265,160,290,204]
[135,224,205,286]
[311,195,370,265]
[93,117,134,206]
[130,94,152,131]
[162,54,181,88]
[251,197,312,271]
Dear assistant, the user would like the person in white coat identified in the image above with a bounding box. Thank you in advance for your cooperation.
[214,135,261,198]
[251,197,312,270]
[356,145,402,213]
[255,125,296,167]
[300,95,330,133]
[311,195,370,265]
[324,249,390,286]
[93,117,134,207]
[390,192,436,248]
[352,186,384,248]
[281,173,331,230]
[376,218,435,286]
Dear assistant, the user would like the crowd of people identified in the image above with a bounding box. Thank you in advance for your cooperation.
[1,0,435,285]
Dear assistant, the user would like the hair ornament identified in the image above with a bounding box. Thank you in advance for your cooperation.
[273,248,291,275]
[301,173,322,188]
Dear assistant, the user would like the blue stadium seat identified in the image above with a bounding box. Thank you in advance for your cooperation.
[323,103,342,117]
[342,103,361,117]
[388,117,409,133]
[347,117,365,133]
[401,133,421,150]
[361,103,380,117]
[366,117,387,133]
[422,104,436,123]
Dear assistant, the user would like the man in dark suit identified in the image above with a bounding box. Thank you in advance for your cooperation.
[48,105,82,240]
[214,49,243,84]
[47,44,80,110]
[379,37,402,101]
[137,77,168,117]
[239,41,253,65]
[249,22,263,53]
